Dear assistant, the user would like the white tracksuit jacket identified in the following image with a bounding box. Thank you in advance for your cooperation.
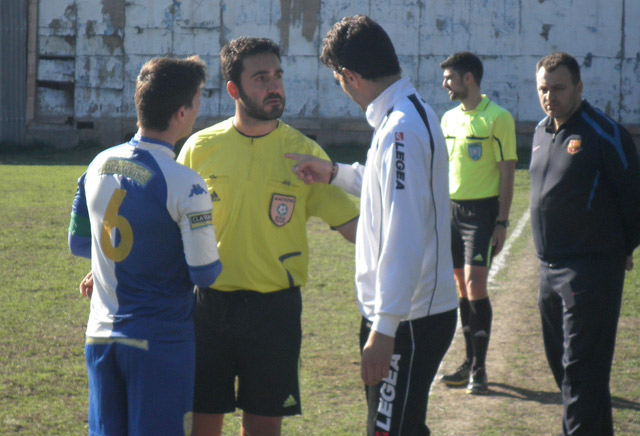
[333,78,457,338]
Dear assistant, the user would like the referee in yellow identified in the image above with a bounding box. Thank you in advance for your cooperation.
[177,37,359,436]
[439,52,517,395]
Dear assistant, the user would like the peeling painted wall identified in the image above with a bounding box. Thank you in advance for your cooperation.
[32,0,639,146]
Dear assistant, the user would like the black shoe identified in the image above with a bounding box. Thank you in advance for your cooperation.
[466,367,488,395]
[441,361,470,387]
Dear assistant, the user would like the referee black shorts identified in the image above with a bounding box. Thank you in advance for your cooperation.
[193,286,302,417]
[450,197,499,269]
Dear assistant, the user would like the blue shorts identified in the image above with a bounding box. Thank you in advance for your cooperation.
[85,337,195,436]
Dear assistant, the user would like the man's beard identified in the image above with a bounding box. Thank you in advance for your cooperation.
[448,86,468,101]
[237,86,285,121]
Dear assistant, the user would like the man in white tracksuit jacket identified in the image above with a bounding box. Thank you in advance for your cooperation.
[287,15,458,436]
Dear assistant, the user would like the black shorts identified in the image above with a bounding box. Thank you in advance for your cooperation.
[193,287,302,417]
[450,197,499,269]
[360,310,457,436]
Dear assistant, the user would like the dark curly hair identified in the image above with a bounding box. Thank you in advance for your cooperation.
[440,51,484,86]
[536,52,581,85]
[220,37,281,86]
[320,15,400,80]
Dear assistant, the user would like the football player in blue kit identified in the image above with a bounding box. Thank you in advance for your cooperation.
[68,56,222,436]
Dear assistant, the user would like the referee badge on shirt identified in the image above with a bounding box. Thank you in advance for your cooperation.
[567,138,582,154]
[270,194,295,227]
[468,142,482,161]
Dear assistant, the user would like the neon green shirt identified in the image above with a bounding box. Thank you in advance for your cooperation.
[441,95,517,200]
[177,118,359,293]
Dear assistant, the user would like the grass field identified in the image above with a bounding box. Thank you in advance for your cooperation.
[0,147,638,435]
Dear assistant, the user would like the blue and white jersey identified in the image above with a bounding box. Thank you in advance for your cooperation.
[69,135,222,341]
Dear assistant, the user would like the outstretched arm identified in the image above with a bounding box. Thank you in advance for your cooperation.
[285,153,335,185]
[286,153,365,197]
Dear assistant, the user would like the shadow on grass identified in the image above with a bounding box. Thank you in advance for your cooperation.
[485,382,561,405]
[485,382,640,411]
[611,396,640,411]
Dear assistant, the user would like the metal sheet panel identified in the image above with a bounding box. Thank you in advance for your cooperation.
[0,0,27,145]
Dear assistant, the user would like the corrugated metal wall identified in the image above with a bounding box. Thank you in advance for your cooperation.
[0,0,27,145]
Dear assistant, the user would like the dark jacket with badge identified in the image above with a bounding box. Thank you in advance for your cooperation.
[529,100,640,262]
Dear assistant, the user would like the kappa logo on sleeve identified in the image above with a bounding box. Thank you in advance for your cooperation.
[187,211,213,229]
[188,184,207,197]
[269,194,295,227]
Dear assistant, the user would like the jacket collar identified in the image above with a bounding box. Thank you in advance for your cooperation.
[365,77,413,129]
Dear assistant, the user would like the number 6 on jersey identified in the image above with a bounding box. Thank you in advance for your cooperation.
[100,189,133,262]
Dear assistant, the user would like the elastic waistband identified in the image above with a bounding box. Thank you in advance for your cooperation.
[451,196,499,206]
[197,286,300,297]
[85,337,149,350]
[539,253,627,269]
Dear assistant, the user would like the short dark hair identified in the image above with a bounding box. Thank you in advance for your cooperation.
[220,37,281,86]
[320,15,401,80]
[536,52,581,85]
[440,51,483,85]
[135,55,206,132]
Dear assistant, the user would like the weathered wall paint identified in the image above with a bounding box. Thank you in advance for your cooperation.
[31,0,639,147]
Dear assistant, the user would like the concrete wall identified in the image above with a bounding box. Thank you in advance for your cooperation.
[26,0,640,149]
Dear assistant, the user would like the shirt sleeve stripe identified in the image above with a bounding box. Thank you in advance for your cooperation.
[581,111,627,170]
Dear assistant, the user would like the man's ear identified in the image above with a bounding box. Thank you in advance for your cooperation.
[463,71,474,86]
[227,81,239,99]
[174,105,186,123]
[341,68,360,87]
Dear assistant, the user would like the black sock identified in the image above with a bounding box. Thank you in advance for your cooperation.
[469,298,492,371]
[459,297,472,365]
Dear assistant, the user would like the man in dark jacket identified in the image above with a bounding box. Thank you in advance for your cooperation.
[530,51,640,436]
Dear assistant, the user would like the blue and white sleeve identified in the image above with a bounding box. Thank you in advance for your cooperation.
[68,173,92,258]
[176,174,222,288]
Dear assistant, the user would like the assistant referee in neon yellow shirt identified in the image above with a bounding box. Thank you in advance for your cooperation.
[438,52,517,396]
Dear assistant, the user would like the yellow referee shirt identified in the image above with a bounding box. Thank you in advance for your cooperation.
[441,95,517,200]
[177,118,359,293]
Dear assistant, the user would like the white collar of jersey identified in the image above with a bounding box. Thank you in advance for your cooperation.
[366,77,413,129]
[130,134,176,159]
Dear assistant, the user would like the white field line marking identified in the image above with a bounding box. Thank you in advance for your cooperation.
[435,209,531,379]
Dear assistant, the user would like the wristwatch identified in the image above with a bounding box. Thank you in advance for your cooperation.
[496,219,509,228]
